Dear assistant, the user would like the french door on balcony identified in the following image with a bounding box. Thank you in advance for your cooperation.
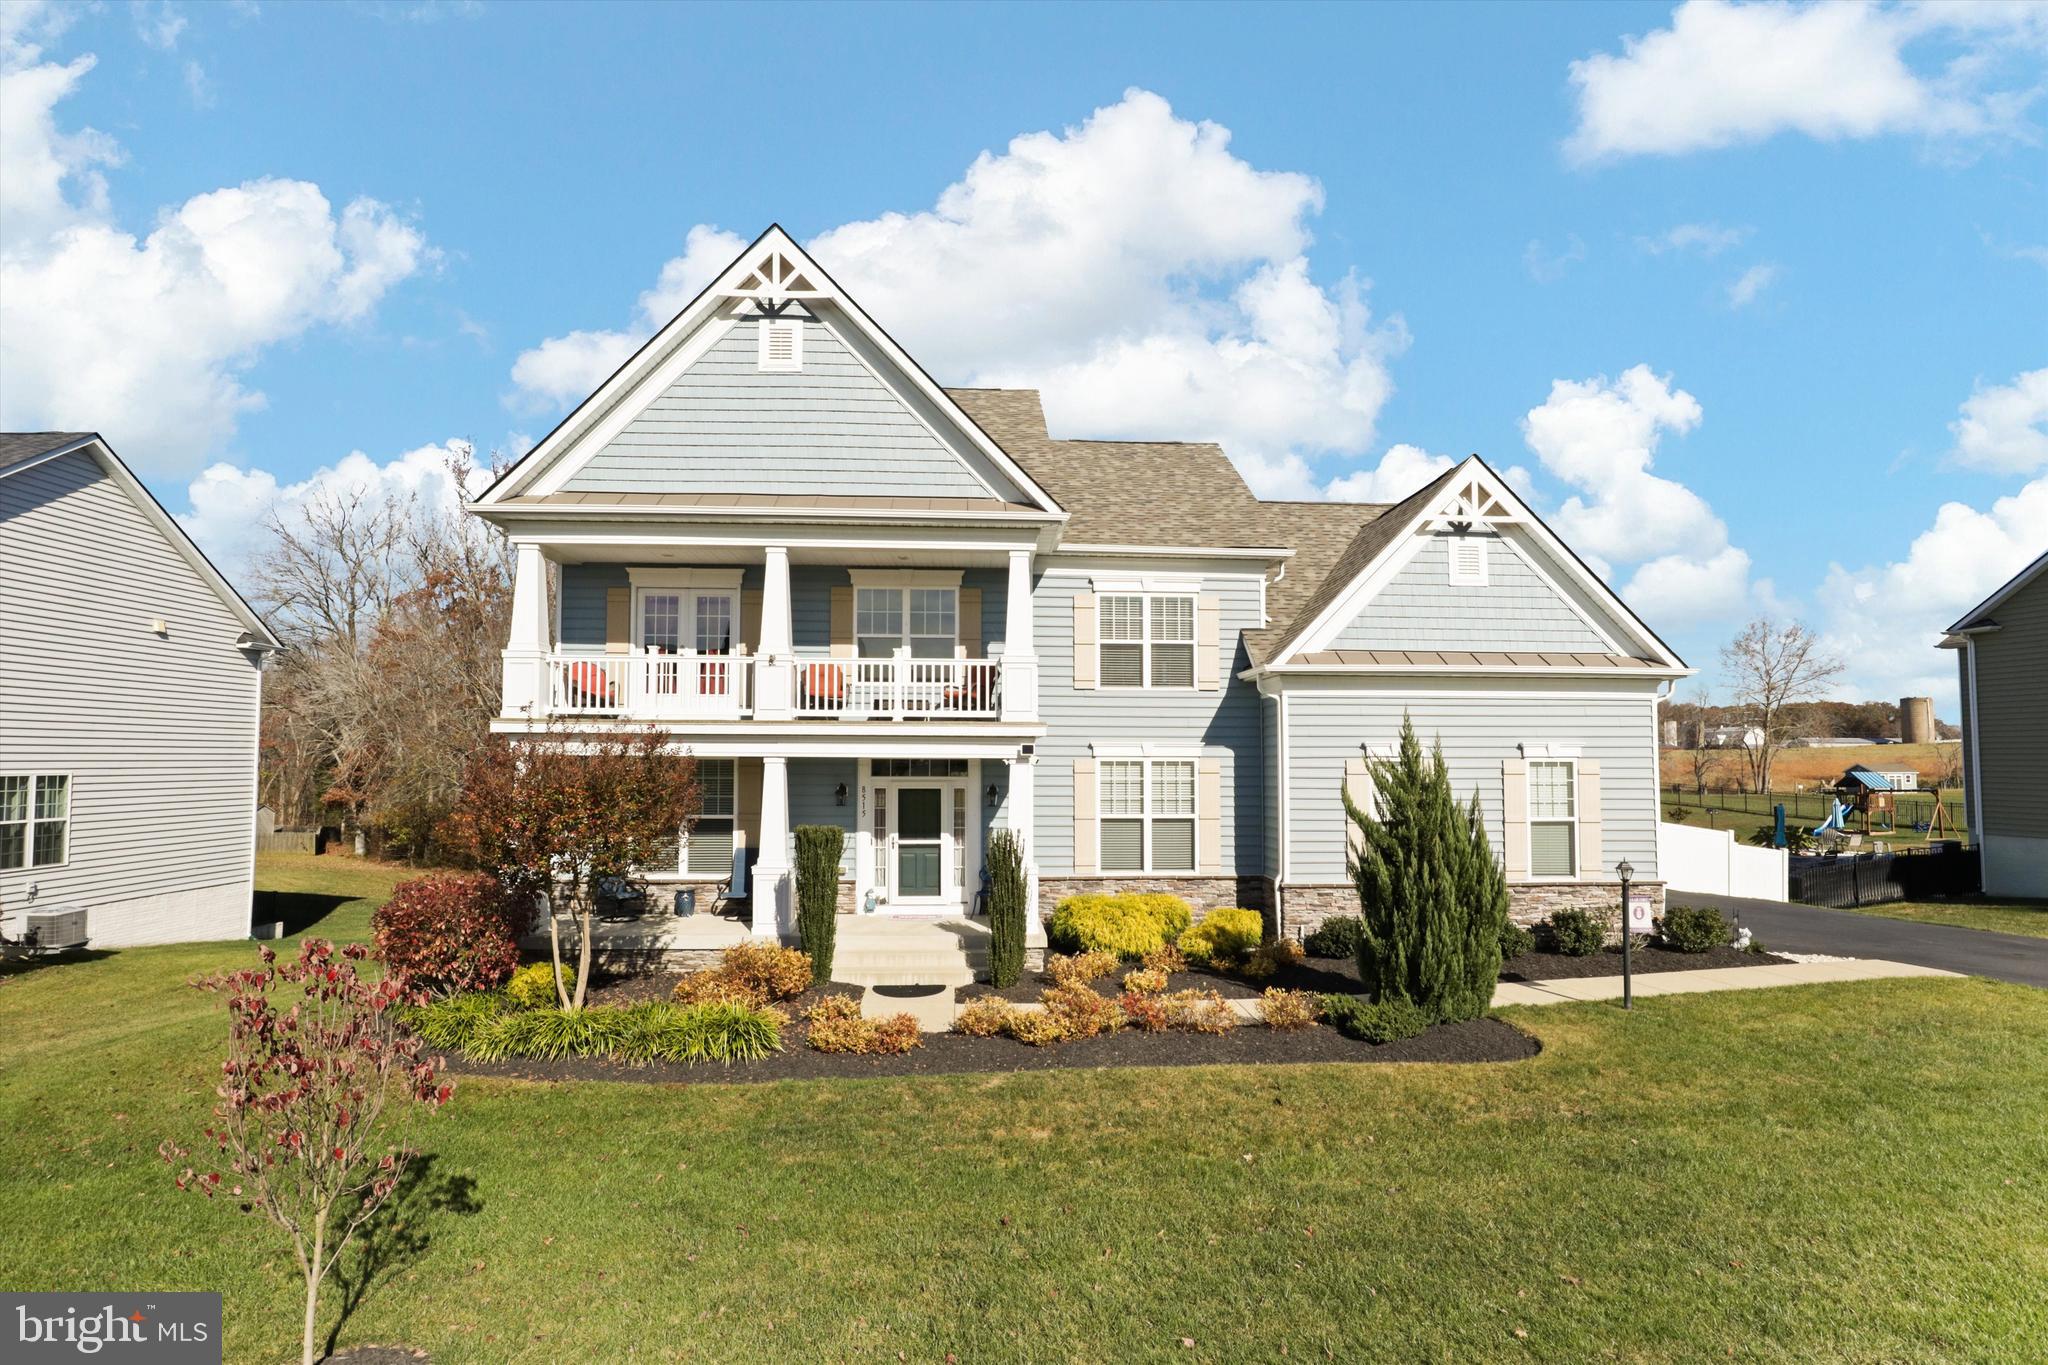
[636,588,738,710]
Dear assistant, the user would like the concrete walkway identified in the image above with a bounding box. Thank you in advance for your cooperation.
[1490,956,1958,1007]
[1684,891,2048,990]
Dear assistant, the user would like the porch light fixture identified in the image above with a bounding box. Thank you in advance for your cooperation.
[985,783,1000,809]
[834,783,847,807]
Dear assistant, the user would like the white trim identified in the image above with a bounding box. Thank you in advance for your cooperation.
[847,568,965,588]
[756,317,803,372]
[1287,530,1435,655]
[1088,741,1208,758]
[1946,549,2048,634]
[1525,757,1579,879]
[1090,575,1202,595]
[1276,688,1292,889]
[0,771,73,873]
[1518,742,1583,759]
[1056,544,1293,560]
[625,567,746,590]
[1249,662,1690,681]
[1965,638,1986,844]
[1095,588,1198,690]
[1093,756,1199,876]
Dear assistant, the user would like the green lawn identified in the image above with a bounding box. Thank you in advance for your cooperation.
[2,857,2044,1362]
[1832,897,2048,939]
[1661,790,1970,847]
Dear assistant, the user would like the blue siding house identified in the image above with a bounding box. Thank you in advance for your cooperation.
[470,226,1692,953]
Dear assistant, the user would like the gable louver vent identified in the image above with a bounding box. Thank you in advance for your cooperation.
[758,319,803,372]
[1449,535,1488,586]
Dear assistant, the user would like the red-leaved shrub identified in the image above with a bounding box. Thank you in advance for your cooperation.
[372,873,529,997]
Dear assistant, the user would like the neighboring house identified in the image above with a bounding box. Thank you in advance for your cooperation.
[1838,763,1920,793]
[468,226,1692,952]
[1942,550,2048,897]
[1703,724,1764,749]
[1,433,279,946]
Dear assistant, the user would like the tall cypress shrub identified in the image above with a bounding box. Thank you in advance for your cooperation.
[793,824,846,981]
[985,828,1027,988]
[1342,714,1506,1022]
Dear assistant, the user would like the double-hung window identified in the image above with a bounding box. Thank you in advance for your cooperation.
[0,774,69,870]
[1098,759,1197,873]
[857,586,957,659]
[686,760,737,875]
[1527,759,1577,877]
[1099,593,1195,688]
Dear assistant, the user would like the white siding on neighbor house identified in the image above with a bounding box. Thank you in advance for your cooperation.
[1331,532,1613,653]
[0,450,261,945]
[563,318,1018,500]
[1032,565,1265,878]
[1282,677,1662,884]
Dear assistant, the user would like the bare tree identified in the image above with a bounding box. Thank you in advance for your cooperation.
[1719,618,1845,794]
[1688,741,1726,797]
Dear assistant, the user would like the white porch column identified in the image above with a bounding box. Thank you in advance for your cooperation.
[753,545,795,720]
[1000,548,1039,721]
[752,755,793,938]
[499,542,550,715]
[1006,752,1046,948]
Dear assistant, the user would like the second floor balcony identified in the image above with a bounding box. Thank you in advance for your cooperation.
[544,650,1008,722]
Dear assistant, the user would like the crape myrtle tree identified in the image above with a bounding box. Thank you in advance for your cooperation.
[1341,714,1508,1022]
[446,723,698,1010]
[162,940,452,1365]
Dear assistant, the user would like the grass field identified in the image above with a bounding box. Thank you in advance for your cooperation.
[3,854,2044,1362]
[1659,742,1961,790]
[1828,897,2048,940]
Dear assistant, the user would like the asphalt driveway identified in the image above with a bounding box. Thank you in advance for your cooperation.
[1685,892,2048,990]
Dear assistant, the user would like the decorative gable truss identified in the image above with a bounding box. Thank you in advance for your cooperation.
[1270,456,1689,675]
[475,225,1067,517]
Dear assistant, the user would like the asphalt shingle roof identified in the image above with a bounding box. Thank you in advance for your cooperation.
[0,432,94,474]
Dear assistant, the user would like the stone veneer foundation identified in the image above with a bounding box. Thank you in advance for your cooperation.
[1275,880,1666,943]
[1035,876,1273,921]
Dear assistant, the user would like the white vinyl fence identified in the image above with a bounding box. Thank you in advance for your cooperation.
[1658,821,1789,901]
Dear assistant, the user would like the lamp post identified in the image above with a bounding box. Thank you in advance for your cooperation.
[1616,858,1635,1010]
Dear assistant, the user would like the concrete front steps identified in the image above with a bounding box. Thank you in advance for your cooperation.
[830,916,991,990]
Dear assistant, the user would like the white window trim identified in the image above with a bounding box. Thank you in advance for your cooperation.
[1518,742,1583,759]
[0,772,72,873]
[854,582,959,658]
[632,585,738,654]
[625,567,746,590]
[848,569,965,588]
[1447,534,1489,586]
[1097,590,1197,690]
[757,317,803,373]
[1526,757,1578,880]
[1096,757,1199,875]
[680,758,739,876]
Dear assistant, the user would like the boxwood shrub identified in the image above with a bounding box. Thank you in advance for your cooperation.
[1177,907,1264,967]
[1321,994,1432,1044]
[1546,907,1605,957]
[1302,915,1364,959]
[1498,920,1535,960]
[1659,905,1732,953]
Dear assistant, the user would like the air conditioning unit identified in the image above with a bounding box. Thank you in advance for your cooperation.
[24,905,89,952]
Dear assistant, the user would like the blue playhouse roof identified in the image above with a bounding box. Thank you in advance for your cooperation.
[1841,765,1894,791]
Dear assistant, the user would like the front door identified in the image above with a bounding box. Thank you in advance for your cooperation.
[894,787,944,899]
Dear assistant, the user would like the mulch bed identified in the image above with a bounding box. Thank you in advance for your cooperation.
[436,1014,1535,1086]
[582,970,862,1013]
[1500,944,1790,981]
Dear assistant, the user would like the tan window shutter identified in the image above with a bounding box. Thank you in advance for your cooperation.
[1195,594,1221,690]
[1072,594,1098,689]
[734,759,761,854]
[829,586,855,659]
[1072,758,1097,871]
[1198,757,1223,874]
[605,587,630,654]
[958,587,982,658]
[1576,759,1603,879]
[1343,755,1374,862]
[739,590,762,655]
[1501,758,1529,878]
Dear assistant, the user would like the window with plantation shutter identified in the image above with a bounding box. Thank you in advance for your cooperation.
[1099,594,1144,687]
[1093,757,1200,873]
[686,759,738,874]
[1099,760,1145,871]
[1097,591,1195,688]
[1149,597,1194,687]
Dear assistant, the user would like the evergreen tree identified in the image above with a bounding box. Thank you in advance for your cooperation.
[1342,714,1507,1021]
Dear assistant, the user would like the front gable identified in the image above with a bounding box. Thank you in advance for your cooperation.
[1329,530,1617,654]
[477,226,1062,515]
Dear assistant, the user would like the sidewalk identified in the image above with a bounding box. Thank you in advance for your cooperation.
[1490,956,1959,1007]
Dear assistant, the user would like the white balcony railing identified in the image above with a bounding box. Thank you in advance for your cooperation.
[793,656,1002,721]
[547,651,751,720]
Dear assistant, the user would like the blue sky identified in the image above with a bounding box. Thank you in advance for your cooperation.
[2,0,2043,711]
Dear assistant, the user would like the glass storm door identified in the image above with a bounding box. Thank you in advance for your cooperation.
[894,787,943,899]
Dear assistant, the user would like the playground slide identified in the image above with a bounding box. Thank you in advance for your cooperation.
[1813,799,1850,835]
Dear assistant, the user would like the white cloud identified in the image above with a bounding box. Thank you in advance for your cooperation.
[1322,443,1456,503]
[1520,364,1755,627]
[1565,0,2048,163]
[182,58,213,108]
[178,437,484,577]
[1726,262,1781,307]
[1523,234,1586,283]
[1637,222,1751,256]
[1816,474,2048,704]
[0,23,431,474]
[1949,367,2048,473]
[508,90,1407,497]
[133,2,188,52]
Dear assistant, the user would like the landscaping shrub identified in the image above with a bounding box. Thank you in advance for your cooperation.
[1121,966,1168,996]
[1238,938,1304,980]
[1498,921,1535,961]
[1321,994,1432,1045]
[721,941,814,1000]
[1006,1010,1070,1047]
[985,828,1028,988]
[1041,984,1122,1040]
[794,824,845,981]
[1118,991,1171,1031]
[954,996,1016,1037]
[1141,943,1187,974]
[458,1000,781,1065]
[1547,907,1605,956]
[1343,715,1509,1023]
[1048,892,1192,958]
[1259,988,1321,1032]
[1177,907,1263,968]
[1303,915,1364,959]
[405,991,510,1051]
[803,996,922,1055]
[672,973,769,1009]
[1659,905,1732,954]
[1160,988,1235,1034]
[371,872,528,998]
[1047,950,1118,988]
[505,962,569,1011]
